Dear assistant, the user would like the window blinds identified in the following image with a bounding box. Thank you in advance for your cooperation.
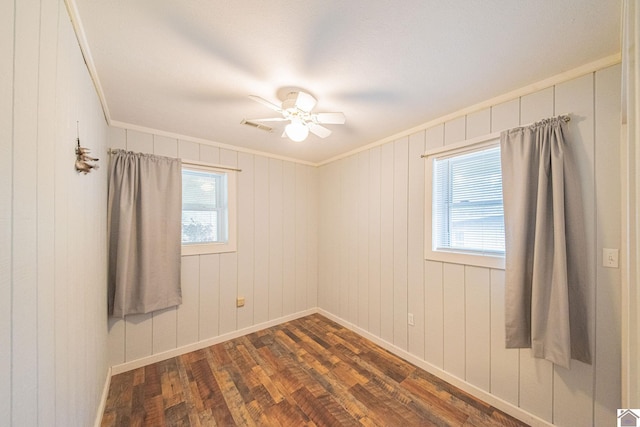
[432,145,505,255]
[181,168,228,244]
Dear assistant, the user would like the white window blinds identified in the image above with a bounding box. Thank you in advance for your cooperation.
[181,167,228,245]
[432,144,505,255]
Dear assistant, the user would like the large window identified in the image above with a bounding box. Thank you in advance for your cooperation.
[425,138,505,269]
[181,163,237,255]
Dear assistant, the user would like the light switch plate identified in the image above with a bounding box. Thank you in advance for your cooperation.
[602,248,619,268]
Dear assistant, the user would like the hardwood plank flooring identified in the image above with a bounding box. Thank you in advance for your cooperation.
[102,314,529,426]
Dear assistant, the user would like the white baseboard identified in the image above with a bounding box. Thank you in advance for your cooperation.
[94,366,112,427]
[317,309,553,427]
[110,308,317,375]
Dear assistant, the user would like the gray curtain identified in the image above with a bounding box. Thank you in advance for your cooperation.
[108,150,182,318]
[501,116,590,369]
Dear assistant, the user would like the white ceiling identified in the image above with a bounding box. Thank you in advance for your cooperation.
[71,0,621,164]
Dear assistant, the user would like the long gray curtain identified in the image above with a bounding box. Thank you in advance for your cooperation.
[501,116,590,369]
[108,150,182,318]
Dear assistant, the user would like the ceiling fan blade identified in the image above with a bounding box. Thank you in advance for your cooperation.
[248,95,282,112]
[312,112,346,124]
[294,91,317,112]
[309,124,332,138]
[244,117,288,122]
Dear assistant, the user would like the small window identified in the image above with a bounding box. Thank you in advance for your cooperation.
[181,164,237,255]
[425,139,505,269]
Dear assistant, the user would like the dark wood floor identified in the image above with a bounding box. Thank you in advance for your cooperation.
[101,314,529,426]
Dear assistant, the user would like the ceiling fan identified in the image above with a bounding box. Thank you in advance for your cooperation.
[244,91,346,142]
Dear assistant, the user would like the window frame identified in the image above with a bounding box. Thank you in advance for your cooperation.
[424,133,505,269]
[181,161,237,256]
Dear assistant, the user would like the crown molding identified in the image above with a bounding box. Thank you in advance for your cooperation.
[317,53,622,166]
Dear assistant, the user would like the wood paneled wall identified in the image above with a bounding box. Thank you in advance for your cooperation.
[1,0,110,425]
[318,65,622,427]
[106,130,319,367]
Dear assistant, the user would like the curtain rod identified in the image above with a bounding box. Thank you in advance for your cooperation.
[107,149,242,172]
[420,114,570,158]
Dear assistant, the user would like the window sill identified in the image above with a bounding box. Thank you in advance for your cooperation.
[182,241,237,256]
[425,249,505,269]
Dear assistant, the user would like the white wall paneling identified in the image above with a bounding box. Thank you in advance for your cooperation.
[393,138,409,350]
[282,161,296,317]
[182,139,203,161]
[304,167,320,309]
[444,116,466,145]
[268,158,284,321]
[621,3,640,407]
[177,255,200,347]
[219,149,239,335]
[0,0,14,417]
[294,163,309,313]
[334,161,346,318]
[340,156,357,324]
[4,1,110,424]
[380,143,395,344]
[151,307,177,355]
[305,163,318,310]
[307,166,319,309]
[407,132,425,359]
[594,65,622,426]
[152,134,178,157]
[490,99,520,133]
[219,249,239,334]
[342,161,355,322]
[424,123,445,370]
[126,129,153,153]
[253,155,270,324]
[13,1,41,423]
[368,147,382,337]
[443,263,466,379]
[464,266,491,392]
[237,153,255,329]
[36,0,58,421]
[425,123,444,151]
[466,108,491,139]
[318,161,337,314]
[357,151,370,330]
[489,269,520,405]
[124,313,153,362]
[106,131,319,368]
[318,66,623,426]
[424,260,444,368]
[198,144,220,165]
[199,254,221,338]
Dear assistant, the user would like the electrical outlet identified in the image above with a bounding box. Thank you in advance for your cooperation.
[408,313,415,326]
[602,248,619,268]
[236,296,245,307]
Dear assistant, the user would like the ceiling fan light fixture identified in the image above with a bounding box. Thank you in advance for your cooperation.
[248,91,344,142]
[285,120,309,142]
